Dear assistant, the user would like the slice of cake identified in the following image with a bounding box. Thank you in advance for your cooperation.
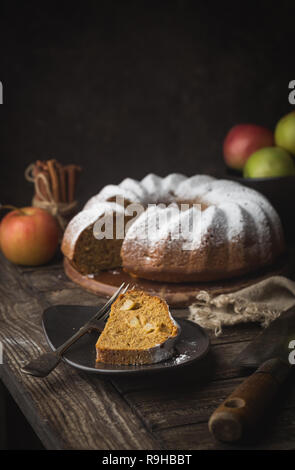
[96,290,180,365]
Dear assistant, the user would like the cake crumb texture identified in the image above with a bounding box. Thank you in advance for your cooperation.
[96,290,178,365]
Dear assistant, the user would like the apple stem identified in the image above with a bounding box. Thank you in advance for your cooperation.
[0,204,27,215]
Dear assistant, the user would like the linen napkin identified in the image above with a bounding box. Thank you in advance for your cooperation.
[188,276,295,336]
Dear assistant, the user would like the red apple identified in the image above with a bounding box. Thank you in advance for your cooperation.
[0,207,59,265]
[223,124,274,170]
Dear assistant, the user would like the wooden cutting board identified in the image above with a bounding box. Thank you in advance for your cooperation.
[63,256,288,308]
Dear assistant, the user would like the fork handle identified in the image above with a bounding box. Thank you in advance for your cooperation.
[55,323,91,355]
[21,351,62,377]
[21,326,91,377]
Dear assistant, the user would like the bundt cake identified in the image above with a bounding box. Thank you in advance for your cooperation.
[96,290,179,365]
[61,173,285,282]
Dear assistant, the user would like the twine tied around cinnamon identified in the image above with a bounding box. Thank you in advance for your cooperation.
[25,162,79,232]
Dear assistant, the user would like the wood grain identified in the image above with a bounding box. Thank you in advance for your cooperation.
[0,254,159,450]
[0,252,295,450]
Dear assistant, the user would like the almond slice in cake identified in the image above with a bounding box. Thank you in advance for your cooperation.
[120,299,136,311]
[96,290,179,365]
[143,322,155,333]
[129,316,141,327]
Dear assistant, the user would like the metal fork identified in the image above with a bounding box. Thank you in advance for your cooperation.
[20,282,129,378]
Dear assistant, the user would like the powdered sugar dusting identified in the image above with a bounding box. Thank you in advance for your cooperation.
[140,173,187,203]
[63,173,284,274]
[122,175,283,253]
[124,203,203,250]
[84,185,141,209]
[173,353,189,364]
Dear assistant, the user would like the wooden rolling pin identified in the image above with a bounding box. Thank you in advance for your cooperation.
[209,358,291,442]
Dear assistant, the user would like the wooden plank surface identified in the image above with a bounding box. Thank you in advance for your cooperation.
[0,254,159,450]
[0,252,295,450]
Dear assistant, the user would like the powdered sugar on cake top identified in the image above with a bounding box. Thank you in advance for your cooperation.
[66,174,284,264]
[119,175,282,258]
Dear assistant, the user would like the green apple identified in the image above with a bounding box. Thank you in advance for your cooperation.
[275,111,295,155]
[243,146,295,178]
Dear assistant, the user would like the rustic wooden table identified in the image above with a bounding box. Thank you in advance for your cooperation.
[1,252,295,450]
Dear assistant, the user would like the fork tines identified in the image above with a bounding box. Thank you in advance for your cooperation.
[95,282,132,320]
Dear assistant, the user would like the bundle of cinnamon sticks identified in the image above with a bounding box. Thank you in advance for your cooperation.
[33,159,82,204]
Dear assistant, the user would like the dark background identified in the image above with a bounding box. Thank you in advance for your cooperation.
[0,1,295,449]
[0,0,294,207]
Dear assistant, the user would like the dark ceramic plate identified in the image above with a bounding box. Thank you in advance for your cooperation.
[42,305,210,376]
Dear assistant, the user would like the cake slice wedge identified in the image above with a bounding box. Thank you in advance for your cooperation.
[96,290,180,365]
